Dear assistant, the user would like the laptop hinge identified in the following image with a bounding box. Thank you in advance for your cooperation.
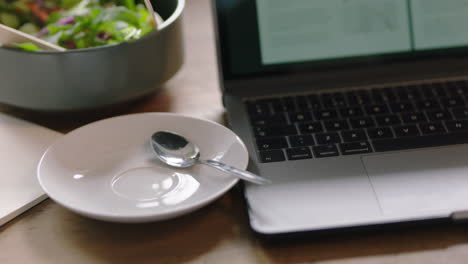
[451,211,468,222]
[221,56,468,97]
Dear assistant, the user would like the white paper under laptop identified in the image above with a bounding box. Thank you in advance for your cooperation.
[0,113,61,226]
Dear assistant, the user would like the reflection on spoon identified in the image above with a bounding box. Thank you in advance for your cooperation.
[150,131,271,185]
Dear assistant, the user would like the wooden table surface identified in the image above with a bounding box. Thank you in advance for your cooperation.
[2,1,468,263]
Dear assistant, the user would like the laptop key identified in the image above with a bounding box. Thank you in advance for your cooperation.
[283,97,297,110]
[375,114,401,126]
[419,122,446,135]
[288,112,313,123]
[308,94,322,109]
[289,135,315,147]
[271,101,285,113]
[347,90,371,105]
[254,125,297,137]
[339,141,372,155]
[349,117,375,128]
[341,129,367,142]
[259,150,286,163]
[395,86,410,100]
[324,120,349,131]
[321,93,335,108]
[396,85,421,100]
[299,122,324,134]
[390,102,414,113]
[250,98,276,105]
[372,132,468,152]
[314,109,338,120]
[250,113,287,126]
[393,124,420,137]
[315,132,341,145]
[407,85,423,99]
[312,144,339,158]
[320,93,347,108]
[333,93,347,107]
[366,104,389,115]
[441,97,465,108]
[356,90,372,104]
[272,98,296,113]
[426,109,452,121]
[286,147,313,160]
[432,83,448,97]
[321,92,346,108]
[256,137,288,151]
[370,89,385,103]
[420,84,436,98]
[381,87,398,102]
[401,112,427,123]
[295,96,310,111]
[247,102,270,116]
[367,127,394,139]
[340,106,364,118]
[416,99,440,110]
[449,83,468,97]
[451,107,468,119]
[445,120,468,132]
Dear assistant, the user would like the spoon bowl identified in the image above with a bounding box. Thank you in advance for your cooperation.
[151,131,271,185]
[151,131,199,168]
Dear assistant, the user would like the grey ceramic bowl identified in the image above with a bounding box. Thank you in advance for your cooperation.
[0,0,184,111]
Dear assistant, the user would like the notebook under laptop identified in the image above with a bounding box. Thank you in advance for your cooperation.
[213,0,468,235]
[0,113,61,227]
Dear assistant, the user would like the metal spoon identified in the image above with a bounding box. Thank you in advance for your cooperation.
[150,131,271,185]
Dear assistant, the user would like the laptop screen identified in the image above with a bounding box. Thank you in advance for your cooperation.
[215,0,468,79]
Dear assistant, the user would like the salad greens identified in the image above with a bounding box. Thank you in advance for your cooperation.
[0,0,156,50]
[12,42,43,50]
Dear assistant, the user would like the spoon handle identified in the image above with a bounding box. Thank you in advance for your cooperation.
[199,159,271,185]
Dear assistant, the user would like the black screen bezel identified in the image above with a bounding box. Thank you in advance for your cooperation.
[214,0,468,81]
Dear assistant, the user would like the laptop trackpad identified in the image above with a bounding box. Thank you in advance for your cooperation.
[362,145,468,215]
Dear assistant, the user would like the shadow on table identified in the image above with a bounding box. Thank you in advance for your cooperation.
[54,183,468,264]
[9,185,468,263]
[256,220,468,263]
[50,191,246,264]
[0,85,173,133]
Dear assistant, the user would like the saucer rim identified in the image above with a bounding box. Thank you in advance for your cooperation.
[37,112,248,223]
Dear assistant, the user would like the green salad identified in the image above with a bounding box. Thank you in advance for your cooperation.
[0,0,156,50]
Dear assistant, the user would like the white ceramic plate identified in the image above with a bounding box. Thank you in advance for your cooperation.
[37,113,248,223]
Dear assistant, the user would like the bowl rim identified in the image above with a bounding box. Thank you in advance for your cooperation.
[0,0,185,55]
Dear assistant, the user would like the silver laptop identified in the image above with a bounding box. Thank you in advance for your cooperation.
[213,0,468,235]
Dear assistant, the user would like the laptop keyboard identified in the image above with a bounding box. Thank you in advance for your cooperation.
[245,80,468,162]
